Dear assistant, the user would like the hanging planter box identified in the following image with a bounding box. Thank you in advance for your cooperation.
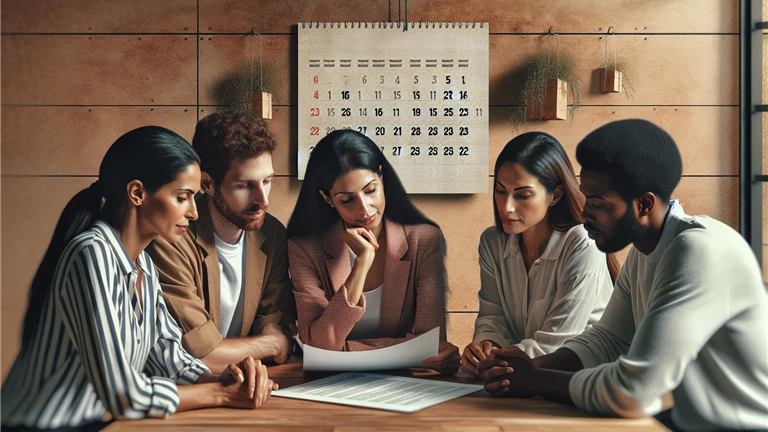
[251,91,273,119]
[526,79,568,120]
[601,70,623,93]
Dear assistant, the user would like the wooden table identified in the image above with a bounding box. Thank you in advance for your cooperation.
[106,360,669,431]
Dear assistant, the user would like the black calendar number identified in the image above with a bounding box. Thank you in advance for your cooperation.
[460,127,469,136]
[413,108,421,116]
[429,90,437,100]
[341,108,351,117]
[327,108,335,116]
[476,108,484,117]
[394,126,402,136]
[444,146,454,156]
[413,75,419,84]
[411,127,421,136]
[362,75,368,84]
[428,127,438,136]
[432,75,438,84]
[445,76,451,84]
[428,146,438,156]
[395,76,400,84]
[358,126,368,135]
[443,90,453,100]
[394,90,402,100]
[379,146,385,153]
[410,146,420,156]
[444,108,454,117]
[461,76,466,84]
[375,127,386,136]
[380,75,385,84]
[429,108,438,116]
[375,108,383,116]
[459,146,470,156]
[459,90,468,100]
[359,108,368,116]
[326,127,335,135]
[375,91,382,99]
[341,91,350,100]
[413,91,421,100]
[392,146,402,156]
[444,127,454,136]
[393,108,400,116]
[459,108,469,117]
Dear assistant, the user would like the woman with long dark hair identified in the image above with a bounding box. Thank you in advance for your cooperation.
[460,132,617,377]
[2,127,276,431]
[287,130,459,375]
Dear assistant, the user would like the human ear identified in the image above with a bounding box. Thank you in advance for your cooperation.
[200,171,216,195]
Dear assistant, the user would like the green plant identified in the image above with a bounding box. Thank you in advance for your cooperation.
[216,62,274,111]
[511,53,582,128]
[602,58,636,99]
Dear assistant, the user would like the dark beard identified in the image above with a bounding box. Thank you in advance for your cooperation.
[211,191,265,231]
[593,205,646,253]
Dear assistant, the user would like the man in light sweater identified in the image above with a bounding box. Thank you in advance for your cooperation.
[147,112,295,374]
[479,119,768,431]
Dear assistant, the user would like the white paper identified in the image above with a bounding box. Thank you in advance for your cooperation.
[272,372,483,413]
[299,327,440,372]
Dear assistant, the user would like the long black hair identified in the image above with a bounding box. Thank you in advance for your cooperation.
[494,132,619,282]
[287,130,437,237]
[21,126,201,347]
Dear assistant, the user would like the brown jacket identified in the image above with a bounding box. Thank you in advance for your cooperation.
[146,196,295,358]
[287,218,447,352]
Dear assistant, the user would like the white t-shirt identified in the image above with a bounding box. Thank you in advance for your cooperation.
[214,231,246,338]
[563,202,768,430]
[347,247,383,340]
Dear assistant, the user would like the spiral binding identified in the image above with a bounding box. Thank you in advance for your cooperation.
[300,22,486,29]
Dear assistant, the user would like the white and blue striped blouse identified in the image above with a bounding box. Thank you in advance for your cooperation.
[1,220,209,428]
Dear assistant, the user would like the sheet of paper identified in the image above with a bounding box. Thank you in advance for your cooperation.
[299,327,440,372]
[272,372,483,413]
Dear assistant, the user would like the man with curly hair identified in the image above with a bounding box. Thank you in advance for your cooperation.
[147,111,295,373]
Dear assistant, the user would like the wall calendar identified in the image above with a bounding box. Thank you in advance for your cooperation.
[298,22,489,194]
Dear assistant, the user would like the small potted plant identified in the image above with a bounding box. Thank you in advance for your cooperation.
[512,52,582,127]
[217,62,274,118]
[600,58,635,97]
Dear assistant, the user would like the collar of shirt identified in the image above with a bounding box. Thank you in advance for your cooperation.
[646,199,685,263]
[502,225,574,261]
[92,219,152,276]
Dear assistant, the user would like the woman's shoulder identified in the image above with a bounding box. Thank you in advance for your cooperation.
[401,222,444,246]
[558,224,605,263]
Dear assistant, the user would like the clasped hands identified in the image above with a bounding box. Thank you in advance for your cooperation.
[462,344,539,398]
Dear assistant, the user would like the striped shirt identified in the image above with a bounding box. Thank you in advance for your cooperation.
[1,220,209,428]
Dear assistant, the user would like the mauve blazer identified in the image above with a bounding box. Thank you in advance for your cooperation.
[288,218,448,351]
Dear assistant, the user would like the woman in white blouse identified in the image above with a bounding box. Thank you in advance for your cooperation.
[460,132,617,377]
[2,127,276,431]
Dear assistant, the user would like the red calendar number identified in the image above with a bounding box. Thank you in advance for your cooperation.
[313,76,319,84]
[310,126,319,136]
[310,107,320,117]
[313,91,319,99]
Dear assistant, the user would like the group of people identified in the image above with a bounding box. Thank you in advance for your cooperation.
[2,111,766,432]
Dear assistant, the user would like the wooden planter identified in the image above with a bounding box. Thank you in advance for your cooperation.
[251,91,273,119]
[526,79,567,120]
[600,70,623,93]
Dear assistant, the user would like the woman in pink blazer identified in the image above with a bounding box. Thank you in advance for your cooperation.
[286,130,460,374]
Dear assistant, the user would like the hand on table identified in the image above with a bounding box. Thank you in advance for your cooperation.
[421,342,461,375]
[460,340,495,378]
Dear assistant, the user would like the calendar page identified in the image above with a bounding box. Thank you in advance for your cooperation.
[298,22,489,194]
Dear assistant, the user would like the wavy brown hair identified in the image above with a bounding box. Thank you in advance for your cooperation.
[494,132,620,282]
